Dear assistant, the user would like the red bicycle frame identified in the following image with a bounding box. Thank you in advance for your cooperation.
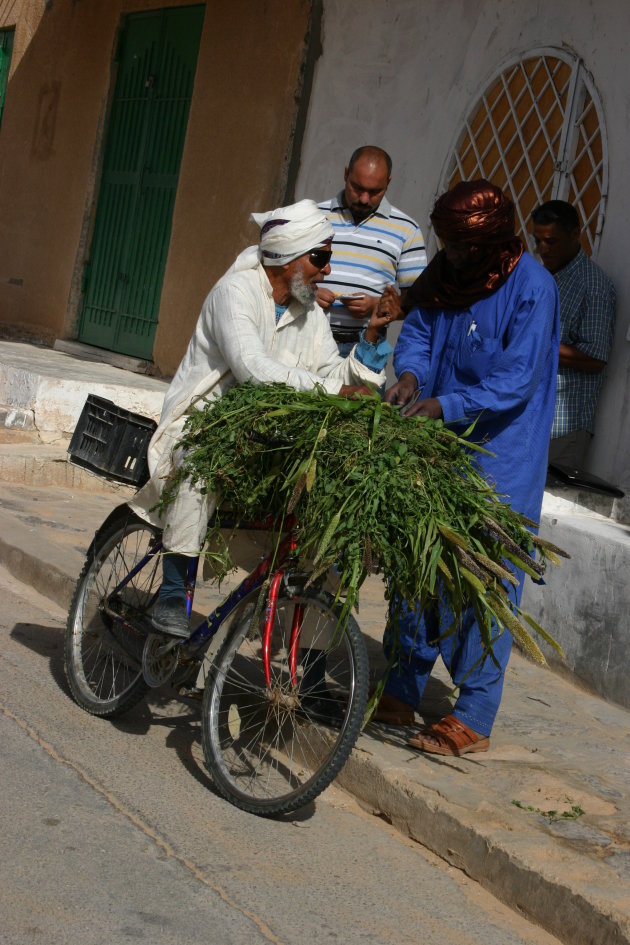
[259,519,304,688]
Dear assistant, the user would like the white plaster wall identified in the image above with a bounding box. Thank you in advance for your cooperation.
[521,503,630,708]
[295,0,630,492]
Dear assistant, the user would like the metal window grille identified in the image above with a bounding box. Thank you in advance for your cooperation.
[430,48,608,259]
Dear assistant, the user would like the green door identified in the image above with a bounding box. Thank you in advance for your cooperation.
[0,28,15,129]
[79,6,204,359]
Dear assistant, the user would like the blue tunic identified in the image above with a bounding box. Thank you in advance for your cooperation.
[385,253,560,735]
[395,252,560,521]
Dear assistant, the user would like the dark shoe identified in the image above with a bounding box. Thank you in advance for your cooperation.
[151,598,190,639]
[370,691,415,726]
[298,693,346,728]
[300,648,327,691]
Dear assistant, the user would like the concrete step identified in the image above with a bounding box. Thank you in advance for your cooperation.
[0,480,121,608]
[0,436,137,495]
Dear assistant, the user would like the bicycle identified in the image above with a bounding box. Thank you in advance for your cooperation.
[64,503,369,816]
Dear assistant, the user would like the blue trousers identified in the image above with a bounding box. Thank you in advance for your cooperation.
[383,573,524,737]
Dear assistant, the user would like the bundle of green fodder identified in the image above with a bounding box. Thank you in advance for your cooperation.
[159,382,567,664]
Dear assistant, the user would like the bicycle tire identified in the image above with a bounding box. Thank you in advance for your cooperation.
[64,505,161,718]
[202,583,368,816]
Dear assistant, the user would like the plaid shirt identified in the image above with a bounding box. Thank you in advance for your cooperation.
[552,249,616,437]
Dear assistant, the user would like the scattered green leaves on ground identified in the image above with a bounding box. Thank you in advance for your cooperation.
[512,799,585,822]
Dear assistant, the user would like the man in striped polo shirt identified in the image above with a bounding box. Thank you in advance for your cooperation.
[317,146,427,356]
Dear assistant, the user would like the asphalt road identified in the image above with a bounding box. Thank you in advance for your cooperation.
[0,565,563,945]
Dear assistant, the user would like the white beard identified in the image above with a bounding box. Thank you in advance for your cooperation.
[289,270,317,306]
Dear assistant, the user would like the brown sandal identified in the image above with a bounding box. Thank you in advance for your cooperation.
[408,714,489,755]
[371,692,415,726]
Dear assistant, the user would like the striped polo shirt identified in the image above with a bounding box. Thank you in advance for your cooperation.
[318,193,427,329]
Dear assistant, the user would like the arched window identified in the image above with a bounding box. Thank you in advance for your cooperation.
[432,48,608,258]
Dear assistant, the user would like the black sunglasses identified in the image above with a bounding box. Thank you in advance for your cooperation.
[309,248,332,269]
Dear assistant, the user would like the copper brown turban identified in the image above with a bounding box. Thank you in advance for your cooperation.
[431,179,518,244]
[405,179,524,310]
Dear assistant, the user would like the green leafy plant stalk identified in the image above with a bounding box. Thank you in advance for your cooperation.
[159,382,568,665]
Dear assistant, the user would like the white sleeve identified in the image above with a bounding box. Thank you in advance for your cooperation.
[210,282,345,392]
[308,307,386,387]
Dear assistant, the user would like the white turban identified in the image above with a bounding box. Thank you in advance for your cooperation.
[251,198,333,266]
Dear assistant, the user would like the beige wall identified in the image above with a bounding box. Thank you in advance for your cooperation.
[155,1,312,373]
[0,0,312,374]
[0,0,45,69]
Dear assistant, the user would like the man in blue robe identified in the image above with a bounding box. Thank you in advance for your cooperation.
[374,180,560,755]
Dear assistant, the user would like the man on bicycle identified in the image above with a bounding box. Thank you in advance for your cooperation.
[130,198,393,638]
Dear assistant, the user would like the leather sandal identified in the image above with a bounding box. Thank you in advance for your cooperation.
[408,714,489,755]
[371,691,415,726]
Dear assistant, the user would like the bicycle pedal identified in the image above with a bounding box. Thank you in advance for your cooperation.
[177,686,203,702]
[154,637,182,654]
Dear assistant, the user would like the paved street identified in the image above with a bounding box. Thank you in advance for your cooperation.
[0,566,564,945]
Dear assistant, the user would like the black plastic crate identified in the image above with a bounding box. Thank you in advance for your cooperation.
[68,394,157,486]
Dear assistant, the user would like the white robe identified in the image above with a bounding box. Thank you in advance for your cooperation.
[130,253,384,552]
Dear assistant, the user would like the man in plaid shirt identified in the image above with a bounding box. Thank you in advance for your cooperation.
[532,201,616,469]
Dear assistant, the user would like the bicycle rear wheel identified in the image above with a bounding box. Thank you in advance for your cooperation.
[64,506,161,717]
[202,583,368,816]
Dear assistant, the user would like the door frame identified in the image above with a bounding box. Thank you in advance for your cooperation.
[66,4,204,363]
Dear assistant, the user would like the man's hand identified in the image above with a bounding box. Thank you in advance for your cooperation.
[385,372,417,406]
[384,374,443,418]
[378,285,405,322]
[317,287,336,310]
[342,293,379,319]
[364,302,395,343]
[338,384,374,398]
[402,396,443,419]
[559,343,606,374]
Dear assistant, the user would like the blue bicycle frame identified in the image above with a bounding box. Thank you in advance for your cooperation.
[108,516,301,677]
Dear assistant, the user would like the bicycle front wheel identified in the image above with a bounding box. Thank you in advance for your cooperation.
[202,584,368,816]
[64,507,161,717]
